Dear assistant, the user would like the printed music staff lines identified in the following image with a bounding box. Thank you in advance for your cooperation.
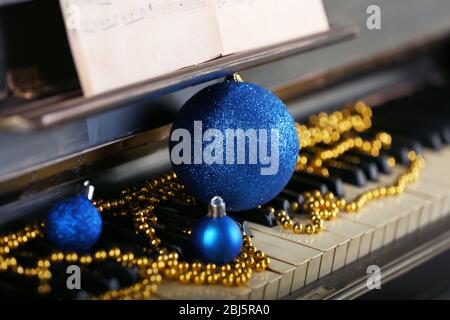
[61,0,208,33]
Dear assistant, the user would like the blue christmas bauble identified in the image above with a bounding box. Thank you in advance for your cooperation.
[169,80,299,211]
[45,195,102,252]
[191,215,243,264]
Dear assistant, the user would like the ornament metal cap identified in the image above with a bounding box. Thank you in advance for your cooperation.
[225,73,244,83]
[208,196,226,218]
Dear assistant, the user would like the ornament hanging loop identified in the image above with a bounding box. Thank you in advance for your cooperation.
[208,196,226,218]
[226,72,244,83]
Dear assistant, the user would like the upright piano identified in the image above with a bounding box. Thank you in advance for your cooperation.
[0,0,450,299]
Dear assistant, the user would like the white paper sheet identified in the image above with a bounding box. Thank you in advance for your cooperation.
[215,0,329,55]
[60,0,329,96]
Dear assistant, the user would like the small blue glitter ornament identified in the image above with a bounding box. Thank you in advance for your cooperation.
[192,196,243,264]
[45,182,102,252]
[170,76,299,211]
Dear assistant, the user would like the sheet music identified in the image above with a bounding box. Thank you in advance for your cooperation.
[214,0,329,55]
[60,0,222,96]
[60,0,329,96]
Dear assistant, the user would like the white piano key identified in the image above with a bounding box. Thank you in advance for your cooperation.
[341,183,424,250]
[249,222,349,280]
[267,258,296,299]
[305,254,322,286]
[252,235,300,297]
[407,179,444,223]
[324,217,374,263]
[249,270,281,300]
[359,231,373,257]
[342,165,430,236]
[421,149,450,188]
[389,165,448,224]
[155,267,280,300]
[155,281,250,300]
[251,229,320,291]
[252,227,332,283]
[289,214,348,272]
[419,149,450,218]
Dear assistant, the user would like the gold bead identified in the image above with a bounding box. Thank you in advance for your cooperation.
[293,223,303,234]
[345,202,357,212]
[254,250,266,260]
[282,219,293,230]
[314,220,324,232]
[255,262,265,272]
[305,224,315,234]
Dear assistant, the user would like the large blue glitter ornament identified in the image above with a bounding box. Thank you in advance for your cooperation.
[45,195,102,252]
[192,196,243,264]
[170,78,299,211]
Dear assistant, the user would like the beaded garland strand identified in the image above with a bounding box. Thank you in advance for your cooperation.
[0,174,268,299]
[0,101,424,299]
[271,101,425,234]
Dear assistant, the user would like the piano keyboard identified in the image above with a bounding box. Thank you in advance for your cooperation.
[1,87,450,300]
[152,87,450,300]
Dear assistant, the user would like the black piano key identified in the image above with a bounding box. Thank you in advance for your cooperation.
[80,268,120,295]
[374,101,450,144]
[92,261,139,288]
[102,222,187,259]
[154,204,199,230]
[102,214,134,229]
[0,278,38,298]
[74,291,91,300]
[163,199,277,228]
[159,201,204,220]
[390,134,423,155]
[280,190,305,213]
[286,175,329,194]
[280,189,305,204]
[229,207,277,228]
[242,221,253,237]
[338,154,379,181]
[9,250,39,267]
[371,114,443,150]
[0,272,40,297]
[151,227,191,258]
[267,196,293,216]
[359,130,423,156]
[102,224,153,251]
[293,172,345,198]
[346,151,391,174]
[23,239,56,256]
[386,146,409,165]
[440,126,450,144]
[324,160,367,187]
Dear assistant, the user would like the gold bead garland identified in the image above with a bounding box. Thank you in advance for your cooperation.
[0,172,270,300]
[270,100,425,235]
[272,154,424,234]
[296,101,373,149]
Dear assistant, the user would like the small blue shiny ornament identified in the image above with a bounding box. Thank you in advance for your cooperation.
[45,195,102,252]
[192,196,243,264]
[170,78,299,211]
